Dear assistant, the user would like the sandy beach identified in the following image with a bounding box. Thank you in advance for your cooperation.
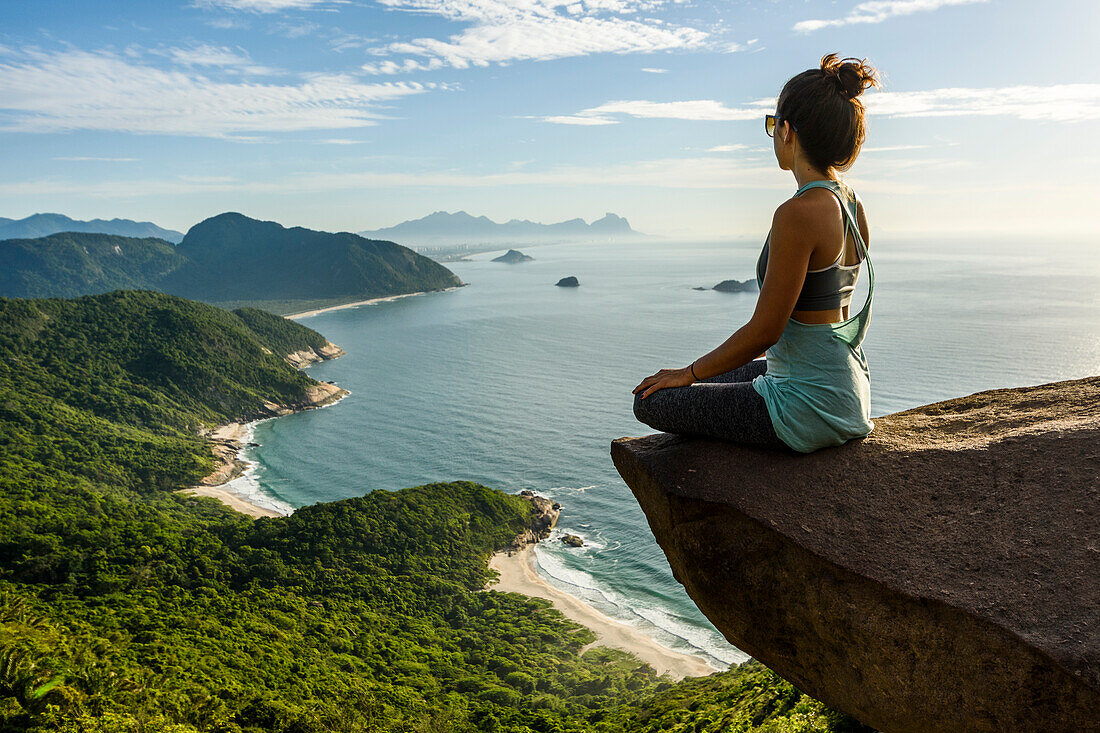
[487,545,720,680]
[176,385,349,519]
[179,485,284,518]
[176,420,287,518]
[285,286,463,319]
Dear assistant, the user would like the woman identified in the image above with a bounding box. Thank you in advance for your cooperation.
[632,53,880,454]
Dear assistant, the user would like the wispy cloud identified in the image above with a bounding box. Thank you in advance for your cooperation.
[272,20,320,37]
[544,98,771,125]
[0,152,991,200]
[794,0,988,34]
[362,58,445,75]
[866,84,1100,123]
[0,47,441,138]
[707,144,750,152]
[363,0,708,73]
[0,156,780,197]
[542,115,621,126]
[641,67,668,73]
[192,0,337,12]
[159,44,252,66]
[178,174,237,183]
[150,44,280,74]
[546,84,1100,126]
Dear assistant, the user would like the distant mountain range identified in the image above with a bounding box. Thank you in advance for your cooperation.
[1,213,461,315]
[360,211,642,245]
[0,213,184,243]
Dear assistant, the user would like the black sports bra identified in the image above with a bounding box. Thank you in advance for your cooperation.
[755,179,866,311]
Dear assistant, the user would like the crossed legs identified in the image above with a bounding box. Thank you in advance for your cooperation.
[632,359,790,450]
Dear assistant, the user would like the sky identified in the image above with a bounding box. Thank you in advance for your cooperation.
[1,0,1099,239]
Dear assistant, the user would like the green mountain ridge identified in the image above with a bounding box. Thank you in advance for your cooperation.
[1,213,463,315]
[0,290,866,732]
[0,233,186,299]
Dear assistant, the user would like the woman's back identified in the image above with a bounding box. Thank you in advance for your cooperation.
[751,178,876,453]
[757,178,870,325]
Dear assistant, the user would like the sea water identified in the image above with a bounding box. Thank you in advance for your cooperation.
[233,236,1099,669]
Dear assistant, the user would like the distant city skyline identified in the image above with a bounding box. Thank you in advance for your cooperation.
[1,0,1098,239]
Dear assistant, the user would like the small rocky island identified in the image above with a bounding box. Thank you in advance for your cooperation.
[560,534,584,547]
[555,276,579,287]
[492,249,534,264]
[694,279,758,293]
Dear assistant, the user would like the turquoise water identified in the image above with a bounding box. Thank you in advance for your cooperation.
[226,236,1099,668]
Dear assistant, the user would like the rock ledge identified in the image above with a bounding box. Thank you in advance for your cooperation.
[612,376,1099,733]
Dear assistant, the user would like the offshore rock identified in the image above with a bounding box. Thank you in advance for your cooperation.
[611,376,1100,733]
[712,278,758,293]
[492,249,534,264]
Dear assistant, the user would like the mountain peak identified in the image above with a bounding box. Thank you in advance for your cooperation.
[360,211,640,245]
[0,213,184,244]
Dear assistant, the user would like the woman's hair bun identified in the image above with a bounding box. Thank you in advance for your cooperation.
[820,52,879,100]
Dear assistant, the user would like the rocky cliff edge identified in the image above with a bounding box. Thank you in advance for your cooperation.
[611,376,1099,732]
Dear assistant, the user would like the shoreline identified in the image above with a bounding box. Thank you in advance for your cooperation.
[176,381,349,519]
[486,544,720,680]
[285,285,464,320]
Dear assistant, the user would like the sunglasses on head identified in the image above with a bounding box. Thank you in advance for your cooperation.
[765,114,798,138]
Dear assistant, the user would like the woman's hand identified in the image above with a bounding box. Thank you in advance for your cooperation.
[633,366,695,400]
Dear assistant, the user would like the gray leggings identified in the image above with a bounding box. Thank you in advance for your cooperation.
[632,359,792,451]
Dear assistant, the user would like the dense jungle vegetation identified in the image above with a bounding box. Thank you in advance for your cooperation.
[0,290,869,732]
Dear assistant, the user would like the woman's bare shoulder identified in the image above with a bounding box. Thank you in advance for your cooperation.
[773,190,839,245]
[771,196,826,244]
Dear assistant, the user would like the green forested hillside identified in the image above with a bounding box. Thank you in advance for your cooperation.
[0,214,463,315]
[159,212,463,313]
[0,291,868,732]
[0,233,185,298]
[230,307,330,356]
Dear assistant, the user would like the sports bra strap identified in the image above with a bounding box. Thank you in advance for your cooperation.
[794,180,868,260]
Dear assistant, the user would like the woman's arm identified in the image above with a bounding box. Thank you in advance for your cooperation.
[634,200,817,399]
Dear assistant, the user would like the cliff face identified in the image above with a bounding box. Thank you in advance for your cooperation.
[611,376,1100,733]
[282,340,346,368]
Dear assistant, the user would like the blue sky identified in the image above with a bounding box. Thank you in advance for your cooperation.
[1,0,1098,239]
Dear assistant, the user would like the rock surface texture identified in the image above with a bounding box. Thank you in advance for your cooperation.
[283,340,346,368]
[611,376,1099,733]
[501,491,561,553]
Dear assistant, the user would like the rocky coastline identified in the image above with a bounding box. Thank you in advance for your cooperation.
[178,343,349,515]
[499,490,561,554]
[282,340,346,368]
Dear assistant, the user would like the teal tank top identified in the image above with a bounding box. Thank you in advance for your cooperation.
[751,178,875,453]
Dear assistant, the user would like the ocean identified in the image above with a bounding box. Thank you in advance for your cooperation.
[222,236,1099,669]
